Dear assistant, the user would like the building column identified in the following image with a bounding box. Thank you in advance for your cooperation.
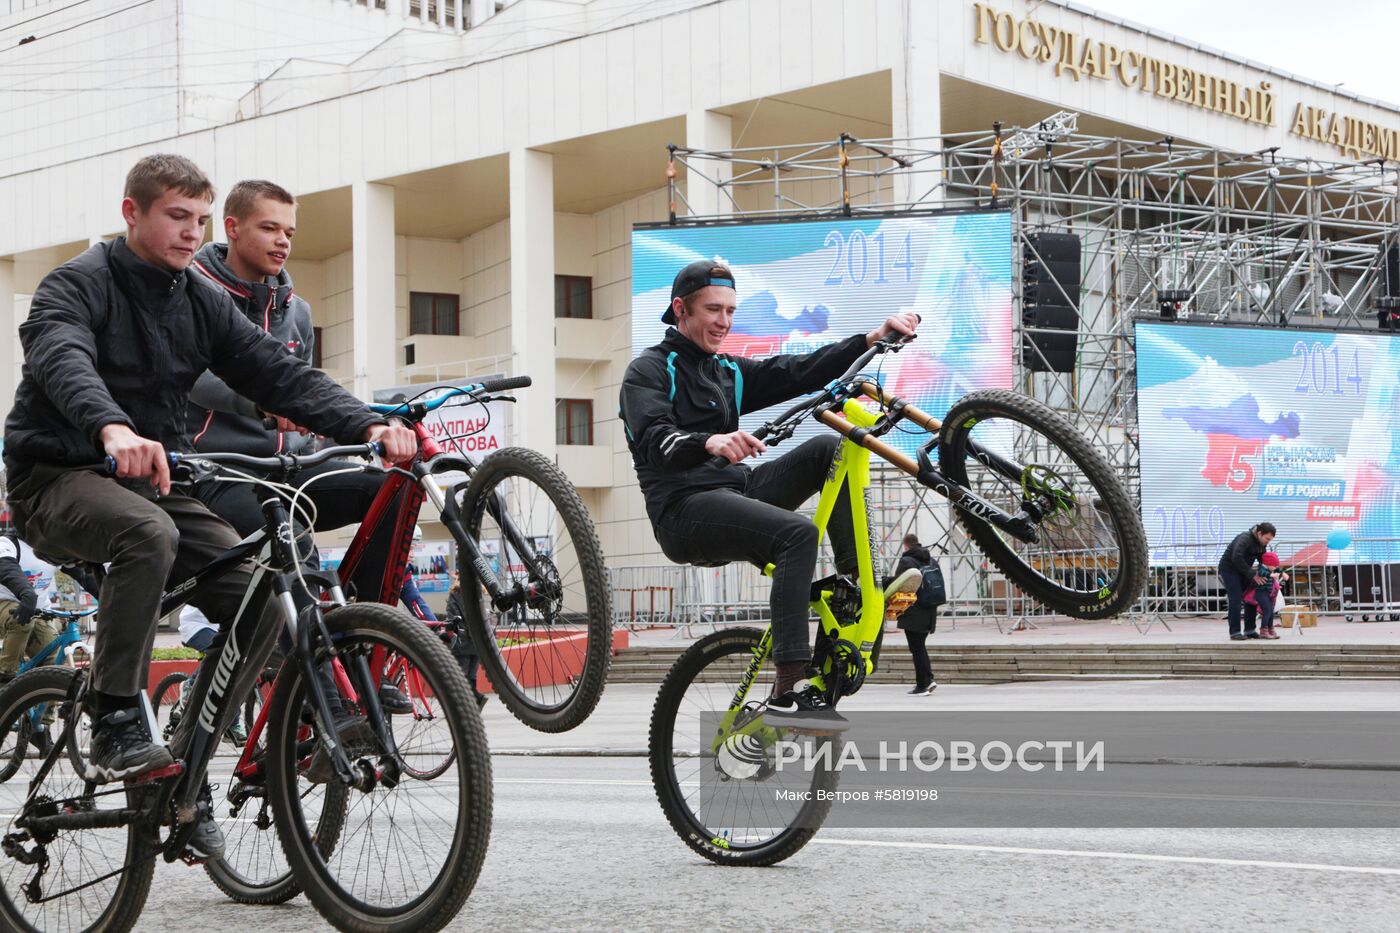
[891,0,942,206]
[471,0,492,27]
[508,147,556,458]
[686,109,732,217]
[0,258,15,412]
[352,181,397,401]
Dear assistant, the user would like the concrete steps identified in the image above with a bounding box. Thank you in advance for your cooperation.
[607,641,1400,683]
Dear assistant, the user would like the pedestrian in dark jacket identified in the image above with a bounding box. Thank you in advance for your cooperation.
[896,534,939,695]
[0,533,55,684]
[1,154,415,854]
[619,258,919,725]
[1217,522,1276,640]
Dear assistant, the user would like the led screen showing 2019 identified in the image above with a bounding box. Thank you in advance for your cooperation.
[630,212,1014,458]
[1136,321,1400,566]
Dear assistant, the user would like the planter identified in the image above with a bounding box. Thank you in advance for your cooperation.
[476,628,629,694]
[147,658,199,696]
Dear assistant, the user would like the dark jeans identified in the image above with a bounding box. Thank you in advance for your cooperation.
[1247,586,1275,630]
[9,469,279,698]
[654,435,858,665]
[1219,570,1257,635]
[905,628,934,688]
[190,459,384,574]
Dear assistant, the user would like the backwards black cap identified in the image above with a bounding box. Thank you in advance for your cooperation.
[661,259,736,324]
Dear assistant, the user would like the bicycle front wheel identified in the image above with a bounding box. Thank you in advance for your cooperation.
[938,389,1147,618]
[649,628,837,867]
[265,603,491,932]
[456,446,612,732]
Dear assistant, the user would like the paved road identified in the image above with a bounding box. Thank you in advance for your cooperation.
[11,681,1400,930]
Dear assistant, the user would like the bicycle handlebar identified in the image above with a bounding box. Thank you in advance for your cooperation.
[368,375,533,416]
[705,316,920,467]
[40,607,97,619]
[104,443,385,478]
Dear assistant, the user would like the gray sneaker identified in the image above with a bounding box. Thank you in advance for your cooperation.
[85,709,174,783]
[184,785,225,860]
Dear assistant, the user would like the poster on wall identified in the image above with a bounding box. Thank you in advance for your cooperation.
[630,211,1015,458]
[319,541,454,593]
[372,378,511,485]
[1136,321,1400,565]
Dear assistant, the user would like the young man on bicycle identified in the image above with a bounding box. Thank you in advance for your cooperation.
[1,154,415,856]
[183,178,413,716]
[619,259,917,725]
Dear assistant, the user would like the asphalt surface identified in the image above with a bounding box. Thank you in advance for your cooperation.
[9,681,1400,931]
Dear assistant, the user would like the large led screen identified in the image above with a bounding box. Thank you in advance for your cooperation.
[1137,321,1400,565]
[630,211,1014,459]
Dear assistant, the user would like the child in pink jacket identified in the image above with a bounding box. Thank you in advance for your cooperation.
[1244,551,1287,638]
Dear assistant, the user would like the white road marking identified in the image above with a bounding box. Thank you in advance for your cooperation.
[811,837,1400,876]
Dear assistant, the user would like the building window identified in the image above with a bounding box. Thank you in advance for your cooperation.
[554,275,593,319]
[312,326,323,369]
[555,399,593,446]
[410,292,460,335]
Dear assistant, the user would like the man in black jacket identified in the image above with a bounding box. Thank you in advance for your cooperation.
[2,155,414,855]
[1217,522,1275,640]
[895,534,939,695]
[620,259,917,725]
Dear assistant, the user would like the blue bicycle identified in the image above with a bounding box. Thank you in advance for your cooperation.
[0,607,96,781]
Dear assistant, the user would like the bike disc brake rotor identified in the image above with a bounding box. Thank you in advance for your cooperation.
[1020,464,1077,518]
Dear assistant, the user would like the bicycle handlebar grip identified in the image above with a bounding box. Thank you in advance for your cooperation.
[368,441,384,458]
[479,375,532,393]
[104,452,181,476]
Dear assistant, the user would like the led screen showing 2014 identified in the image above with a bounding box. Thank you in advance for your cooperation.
[1137,321,1400,565]
[630,211,1015,458]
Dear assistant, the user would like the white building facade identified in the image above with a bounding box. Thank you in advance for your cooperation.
[2,0,1398,566]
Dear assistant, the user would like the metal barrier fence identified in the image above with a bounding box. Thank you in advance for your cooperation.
[608,537,1400,634]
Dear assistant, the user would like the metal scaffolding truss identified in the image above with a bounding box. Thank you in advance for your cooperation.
[664,126,1400,502]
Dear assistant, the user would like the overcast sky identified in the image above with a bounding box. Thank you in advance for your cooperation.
[1070,0,1400,105]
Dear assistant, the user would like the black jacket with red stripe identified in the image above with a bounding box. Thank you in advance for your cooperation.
[186,242,318,456]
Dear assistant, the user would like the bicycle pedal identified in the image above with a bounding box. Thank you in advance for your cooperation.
[129,761,184,783]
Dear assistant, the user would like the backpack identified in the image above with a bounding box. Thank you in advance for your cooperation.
[915,561,946,608]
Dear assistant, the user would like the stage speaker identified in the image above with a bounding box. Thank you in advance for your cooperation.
[1386,243,1400,297]
[1022,232,1081,373]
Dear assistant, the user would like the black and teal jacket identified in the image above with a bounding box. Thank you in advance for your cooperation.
[619,327,868,523]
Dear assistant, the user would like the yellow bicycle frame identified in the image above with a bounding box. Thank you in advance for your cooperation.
[720,397,888,729]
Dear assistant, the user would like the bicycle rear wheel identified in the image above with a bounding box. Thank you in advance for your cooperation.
[152,671,188,742]
[456,446,611,733]
[938,389,1147,618]
[649,628,837,866]
[0,668,155,933]
[265,603,491,932]
[205,670,349,906]
[0,703,31,784]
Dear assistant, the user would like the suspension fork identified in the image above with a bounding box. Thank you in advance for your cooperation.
[417,462,549,613]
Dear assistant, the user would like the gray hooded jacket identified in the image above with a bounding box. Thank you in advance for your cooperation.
[187,243,317,456]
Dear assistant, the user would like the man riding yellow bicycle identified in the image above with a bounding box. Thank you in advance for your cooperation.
[620,259,918,727]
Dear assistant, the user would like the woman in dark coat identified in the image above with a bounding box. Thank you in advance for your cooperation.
[896,534,938,695]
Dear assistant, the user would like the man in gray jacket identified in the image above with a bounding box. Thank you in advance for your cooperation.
[185,180,411,715]
[186,180,384,550]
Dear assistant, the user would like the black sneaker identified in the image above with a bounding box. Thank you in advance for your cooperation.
[765,682,850,732]
[1244,631,1261,639]
[86,708,174,783]
[27,727,53,759]
[1229,633,1247,641]
[305,715,377,785]
[184,785,225,860]
[377,683,414,715]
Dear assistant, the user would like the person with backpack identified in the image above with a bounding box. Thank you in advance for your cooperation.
[896,533,943,695]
